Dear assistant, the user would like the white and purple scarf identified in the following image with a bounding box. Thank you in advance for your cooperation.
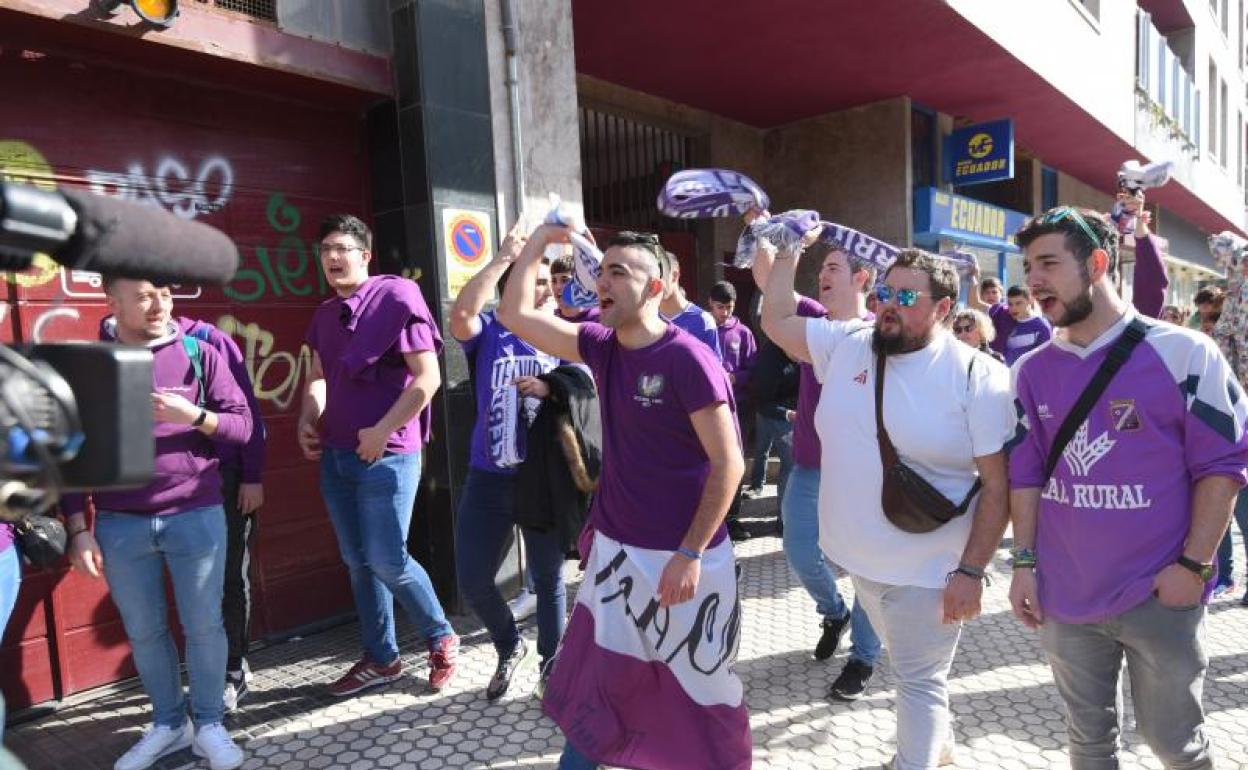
[657,168,768,219]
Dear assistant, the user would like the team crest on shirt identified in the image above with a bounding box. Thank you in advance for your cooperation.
[1108,399,1141,431]
[853,369,868,384]
[635,373,666,407]
[730,338,741,351]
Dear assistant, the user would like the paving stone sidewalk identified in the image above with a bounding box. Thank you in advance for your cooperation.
[8,503,1248,769]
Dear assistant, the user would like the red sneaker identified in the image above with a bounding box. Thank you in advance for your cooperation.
[327,656,403,697]
[428,633,460,692]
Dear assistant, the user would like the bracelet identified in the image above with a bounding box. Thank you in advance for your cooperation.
[948,565,992,586]
[675,546,702,561]
[192,409,208,428]
[1010,546,1037,569]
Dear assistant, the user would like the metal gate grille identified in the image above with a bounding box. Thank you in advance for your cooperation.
[193,0,277,22]
[579,105,695,232]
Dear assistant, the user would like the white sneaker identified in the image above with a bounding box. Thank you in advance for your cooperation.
[192,723,244,770]
[113,722,193,770]
[883,743,955,769]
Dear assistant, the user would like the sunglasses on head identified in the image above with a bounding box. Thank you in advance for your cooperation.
[1037,206,1103,250]
[874,285,930,308]
[612,231,669,279]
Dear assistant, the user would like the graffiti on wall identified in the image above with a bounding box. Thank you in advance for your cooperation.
[225,192,331,303]
[86,154,234,220]
[216,314,315,410]
[0,140,61,288]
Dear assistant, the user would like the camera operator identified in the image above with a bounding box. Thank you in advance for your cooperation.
[62,277,252,770]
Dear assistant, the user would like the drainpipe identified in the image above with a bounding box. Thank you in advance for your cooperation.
[500,0,525,223]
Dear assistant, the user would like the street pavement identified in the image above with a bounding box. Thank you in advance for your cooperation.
[8,494,1248,769]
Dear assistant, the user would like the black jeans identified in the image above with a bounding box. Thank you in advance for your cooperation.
[220,466,257,672]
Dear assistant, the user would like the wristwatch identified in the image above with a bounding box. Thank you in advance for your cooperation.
[192,409,208,428]
[1176,555,1214,582]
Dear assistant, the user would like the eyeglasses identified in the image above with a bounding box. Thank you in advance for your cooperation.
[1037,206,1102,250]
[952,323,976,334]
[316,243,364,257]
[874,285,931,308]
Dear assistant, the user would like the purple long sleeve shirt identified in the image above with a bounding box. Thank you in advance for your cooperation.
[63,322,253,518]
[716,316,757,400]
[1130,233,1169,320]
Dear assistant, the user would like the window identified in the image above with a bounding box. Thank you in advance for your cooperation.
[1209,59,1220,160]
[192,0,277,22]
[1221,78,1229,165]
[1222,0,1230,37]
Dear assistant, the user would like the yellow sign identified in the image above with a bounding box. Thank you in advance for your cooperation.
[949,197,1007,239]
[441,207,493,297]
[967,132,994,159]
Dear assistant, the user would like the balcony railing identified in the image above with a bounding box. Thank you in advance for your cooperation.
[1136,9,1200,150]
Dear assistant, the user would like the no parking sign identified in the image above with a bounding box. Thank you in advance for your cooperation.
[441,207,493,296]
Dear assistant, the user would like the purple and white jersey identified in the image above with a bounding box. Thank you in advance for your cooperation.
[665,303,723,360]
[462,311,559,473]
[1010,311,1248,623]
[577,322,736,551]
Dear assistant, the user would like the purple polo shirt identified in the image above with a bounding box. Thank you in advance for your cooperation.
[306,275,443,454]
[988,303,1015,356]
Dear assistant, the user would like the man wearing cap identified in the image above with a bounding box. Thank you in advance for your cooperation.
[763,245,1014,770]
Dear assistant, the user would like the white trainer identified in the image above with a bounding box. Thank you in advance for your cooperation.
[191,723,244,770]
[113,722,193,770]
[883,743,955,769]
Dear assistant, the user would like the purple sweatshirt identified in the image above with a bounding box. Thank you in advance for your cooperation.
[716,316,757,400]
[98,316,267,483]
[1010,311,1248,623]
[62,322,253,518]
[1131,233,1169,320]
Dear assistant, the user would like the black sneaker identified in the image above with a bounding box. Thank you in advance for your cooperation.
[223,668,249,713]
[728,520,752,542]
[829,658,874,701]
[813,613,850,661]
[486,638,535,701]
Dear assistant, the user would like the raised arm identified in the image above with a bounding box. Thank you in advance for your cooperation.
[449,223,524,341]
[966,262,990,312]
[497,223,582,363]
[760,249,812,364]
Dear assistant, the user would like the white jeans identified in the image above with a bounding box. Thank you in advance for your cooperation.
[852,574,961,770]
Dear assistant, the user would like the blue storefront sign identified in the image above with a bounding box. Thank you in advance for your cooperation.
[914,187,1029,251]
[944,119,1014,186]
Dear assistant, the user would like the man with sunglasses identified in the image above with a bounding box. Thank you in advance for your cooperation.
[299,214,460,698]
[763,245,1014,770]
[743,227,883,701]
[499,225,749,770]
[1009,206,1248,770]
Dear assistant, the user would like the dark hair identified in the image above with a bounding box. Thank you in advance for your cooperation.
[551,256,574,276]
[606,230,668,279]
[979,276,1004,292]
[1194,286,1222,306]
[823,238,878,292]
[884,248,959,303]
[318,214,373,251]
[709,281,737,303]
[102,276,169,295]
[1007,285,1031,300]
[1015,206,1119,277]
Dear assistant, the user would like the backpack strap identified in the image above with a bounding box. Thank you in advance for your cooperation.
[181,334,206,407]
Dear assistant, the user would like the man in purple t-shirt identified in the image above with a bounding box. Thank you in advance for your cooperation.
[298,215,458,699]
[1009,206,1248,770]
[1000,285,1052,365]
[659,257,723,359]
[65,278,253,770]
[499,225,749,770]
[448,224,564,701]
[744,210,882,702]
[969,273,1013,356]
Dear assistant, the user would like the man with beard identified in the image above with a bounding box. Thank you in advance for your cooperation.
[763,247,1014,770]
[1009,207,1248,770]
[499,225,749,770]
[746,234,883,700]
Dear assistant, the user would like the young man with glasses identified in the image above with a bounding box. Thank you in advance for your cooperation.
[499,225,749,770]
[763,246,1014,770]
[299,214,459,698]
[1009,206,1248,770]
[744,230,884,700]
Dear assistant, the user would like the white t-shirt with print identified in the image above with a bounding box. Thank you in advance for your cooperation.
[806,319,1014,588]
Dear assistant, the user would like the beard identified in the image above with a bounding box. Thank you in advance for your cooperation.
[871,323,929,355]
[1049,275,1095,327]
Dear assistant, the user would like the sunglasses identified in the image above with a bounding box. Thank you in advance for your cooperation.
[952,323,976,334]
[874,285,931,308]
[612,231,670,279]
[1037,206,1102,249]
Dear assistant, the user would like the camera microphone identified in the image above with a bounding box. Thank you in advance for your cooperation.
[0,181,240,285]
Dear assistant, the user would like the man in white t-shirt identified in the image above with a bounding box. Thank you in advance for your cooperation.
[762,246,1014,770]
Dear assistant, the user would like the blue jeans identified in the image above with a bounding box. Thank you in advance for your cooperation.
[0,544,21,742]
[320,448,454,664]
[95,506,228,728]
[781,465,881,665]
[455,469,566,661]
[748,413,794,501]
[1215,487,1248,589]
[558,742,599,770]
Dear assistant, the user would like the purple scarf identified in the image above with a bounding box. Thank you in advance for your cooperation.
[658,168,769,219]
